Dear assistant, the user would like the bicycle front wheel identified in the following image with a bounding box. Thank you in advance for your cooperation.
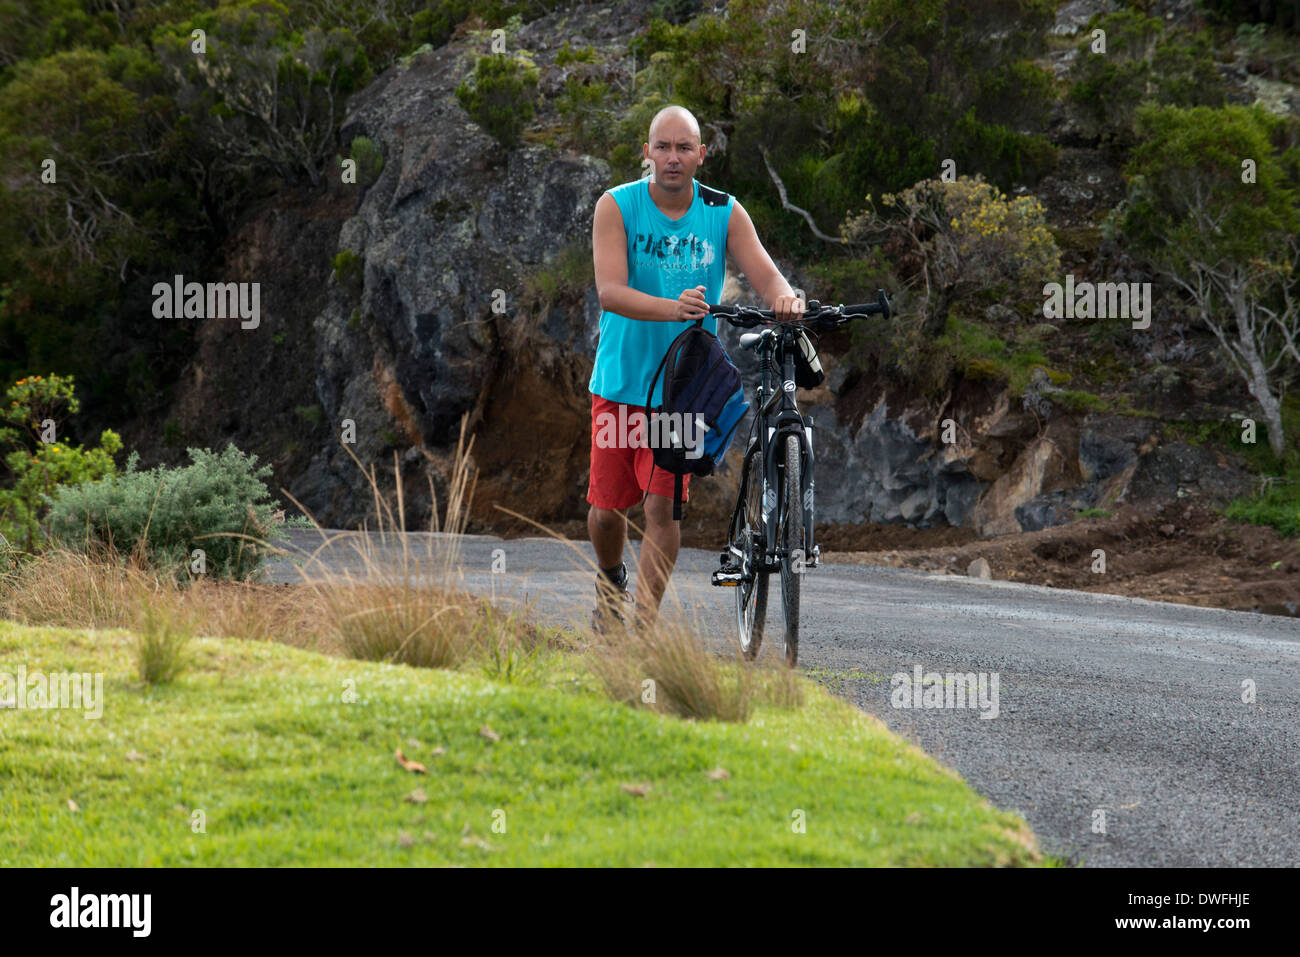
[734,447,769,659]
[779,433,802,667]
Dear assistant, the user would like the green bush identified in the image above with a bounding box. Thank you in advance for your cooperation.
[1201,0,1300,33]
[842,174,1061,337]
[331,249,364,300]
[1225,475,1300,538]
[455,51,540,150]
[45,445,280,583]
[347,136,384,187]
[555,40,597,65]
[0,373,121,552]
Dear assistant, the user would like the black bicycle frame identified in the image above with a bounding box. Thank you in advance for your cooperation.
[740,330,813,570]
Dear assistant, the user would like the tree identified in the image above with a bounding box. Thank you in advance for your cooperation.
[155,3,372,189]
[1115,104,1300,457]
[1068,8,1226,152]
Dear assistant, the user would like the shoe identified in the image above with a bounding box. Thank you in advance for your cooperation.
[592,561,635,635]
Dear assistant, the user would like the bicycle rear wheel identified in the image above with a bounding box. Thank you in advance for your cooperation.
[779,433,802,667]
[733,448,769,659]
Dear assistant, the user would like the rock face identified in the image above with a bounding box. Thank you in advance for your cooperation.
[290,39,611,529]
[1129,441,1255,504]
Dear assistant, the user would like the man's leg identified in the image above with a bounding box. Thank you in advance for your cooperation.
[588,504,627,570]
[635,491,680,625]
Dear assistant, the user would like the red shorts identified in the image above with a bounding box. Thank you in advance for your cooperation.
[586,394,690,511]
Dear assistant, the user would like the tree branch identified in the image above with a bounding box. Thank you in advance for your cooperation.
[758,145,844,244]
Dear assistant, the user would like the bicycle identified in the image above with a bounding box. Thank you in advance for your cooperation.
[707,290,891,667]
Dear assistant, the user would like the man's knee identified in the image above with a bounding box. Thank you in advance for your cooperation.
[589,504,627,532]
[643,493,680,529]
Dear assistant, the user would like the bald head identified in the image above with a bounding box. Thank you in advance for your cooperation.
[644,106,705,198]
[648,106,701,145]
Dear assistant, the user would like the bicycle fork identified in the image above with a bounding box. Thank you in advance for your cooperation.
[764,418,819,570]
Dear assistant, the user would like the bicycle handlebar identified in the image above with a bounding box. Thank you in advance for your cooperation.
[707,288,891,329]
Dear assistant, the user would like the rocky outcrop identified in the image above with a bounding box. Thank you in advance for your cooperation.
[289,35,612,529]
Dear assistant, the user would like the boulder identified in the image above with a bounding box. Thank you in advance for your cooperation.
[973,436,1072,537]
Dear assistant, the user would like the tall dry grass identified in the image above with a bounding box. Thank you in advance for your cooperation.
[283,417,560,670]
[0,544,331,648]
[0,411,807,723]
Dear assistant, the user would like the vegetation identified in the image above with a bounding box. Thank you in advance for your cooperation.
[455,51,540,150]
[44,444,280,583]
[0,374,121,552]
[1069,8,1226,152]
[843,174,1060,337]
[347,136,385,188]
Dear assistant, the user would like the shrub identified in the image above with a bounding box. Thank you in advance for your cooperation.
[454,51,540,149]
[44,444,280,582]
[842,174,1061,337]
[0,373,122,552]
[331,249,364,300]
[1225,474,1300,538]
[347,136,384,188]
[554,40,597,65]
[1201,0,1300,32]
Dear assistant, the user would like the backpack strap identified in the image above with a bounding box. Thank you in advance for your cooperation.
[640,318,702,521]
[644,317,704,413]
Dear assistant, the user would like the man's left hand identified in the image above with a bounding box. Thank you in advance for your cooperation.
[773,295,805,321]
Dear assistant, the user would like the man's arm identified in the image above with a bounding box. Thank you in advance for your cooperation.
[727,200,803,317]
[592,193,680,322]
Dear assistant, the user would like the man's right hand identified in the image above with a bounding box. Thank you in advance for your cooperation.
[674,285,708,321]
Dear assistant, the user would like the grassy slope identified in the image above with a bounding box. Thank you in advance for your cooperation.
[0,621,1049,866]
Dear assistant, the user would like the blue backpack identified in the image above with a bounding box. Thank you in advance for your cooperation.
[642,318,750,520]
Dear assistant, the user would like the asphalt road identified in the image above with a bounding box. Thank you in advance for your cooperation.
[267,527,1300,867]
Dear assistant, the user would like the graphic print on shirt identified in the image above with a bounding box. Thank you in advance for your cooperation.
[633,231,717,274]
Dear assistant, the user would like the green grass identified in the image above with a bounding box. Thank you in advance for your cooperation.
[1224,477,1300,538]
[1076,508,1111,520]
[0,620,1048,867]
[937,316,1065,395]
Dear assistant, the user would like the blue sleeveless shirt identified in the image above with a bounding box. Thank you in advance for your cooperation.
[589,176,734,407]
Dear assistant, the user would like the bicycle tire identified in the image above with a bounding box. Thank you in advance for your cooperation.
[780,433,802,667]
[733,447,769,659]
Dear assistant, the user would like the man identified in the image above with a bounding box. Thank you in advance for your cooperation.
[587,104,804,634]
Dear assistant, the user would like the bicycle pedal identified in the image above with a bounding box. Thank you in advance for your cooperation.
[711,570,744,587]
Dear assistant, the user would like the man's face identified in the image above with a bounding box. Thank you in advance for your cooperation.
[644,120,705,193]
